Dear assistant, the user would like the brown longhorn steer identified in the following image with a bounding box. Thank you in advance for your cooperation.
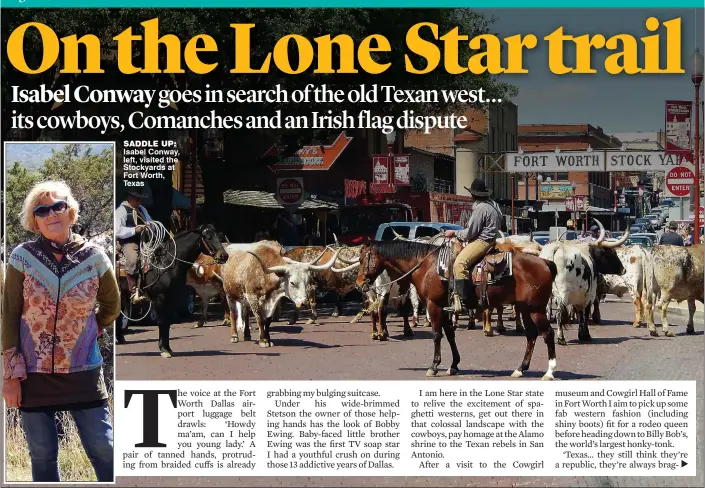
[355,240,559,379]
[186,252,230,328]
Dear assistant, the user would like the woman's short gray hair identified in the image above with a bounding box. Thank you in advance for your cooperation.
[20,180,80,233]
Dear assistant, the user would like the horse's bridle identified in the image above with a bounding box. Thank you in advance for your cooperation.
[360,247,374,291]
[198,229,227,264]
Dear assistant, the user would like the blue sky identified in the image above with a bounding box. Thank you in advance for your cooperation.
[4,143,113,170]
[480,8,704,133]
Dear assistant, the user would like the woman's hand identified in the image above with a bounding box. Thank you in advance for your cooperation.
[2,378,22,408]
[444,230,457,238]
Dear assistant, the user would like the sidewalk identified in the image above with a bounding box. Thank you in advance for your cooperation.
[666,299,704,324]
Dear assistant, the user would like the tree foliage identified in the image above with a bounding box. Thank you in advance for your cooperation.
[5,144,114,252]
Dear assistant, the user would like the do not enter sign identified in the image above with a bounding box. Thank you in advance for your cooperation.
[276,177,304,205]
[666,166,695,197]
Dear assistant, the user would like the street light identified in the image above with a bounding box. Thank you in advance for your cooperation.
[383,130,396,191]
[571,181,578,230]
[385,130,396,152]
[692,48,703,242]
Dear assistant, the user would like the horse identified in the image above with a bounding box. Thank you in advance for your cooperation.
[116,224,229,358]
[355,239,559,380]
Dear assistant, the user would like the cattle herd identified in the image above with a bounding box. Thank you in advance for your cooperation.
[134,219,703,379]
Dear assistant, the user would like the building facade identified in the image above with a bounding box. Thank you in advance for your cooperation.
[516,124,622,231]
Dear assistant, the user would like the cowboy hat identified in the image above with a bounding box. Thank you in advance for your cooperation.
[122,180,148,199]
[464,178,492,197]
[126,188,147,199]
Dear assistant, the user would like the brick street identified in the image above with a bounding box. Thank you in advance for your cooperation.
[115,297,703,487]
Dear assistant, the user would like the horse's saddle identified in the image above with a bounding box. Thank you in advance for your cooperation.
[115,242,150,276]
[472,248,513,286]
[437,241,513,284]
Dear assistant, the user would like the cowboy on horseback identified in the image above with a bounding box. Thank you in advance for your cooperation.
[115,186,152,305]
[443,178,505,314]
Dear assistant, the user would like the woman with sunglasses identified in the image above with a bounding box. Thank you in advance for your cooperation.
[1,180,120,482]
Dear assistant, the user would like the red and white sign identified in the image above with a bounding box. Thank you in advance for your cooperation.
[372,155,391,185]
[393,155,411,186]
[664,100,693,163]
[666,166,695,197]
[565,196,585,211]
[276,177,304,205]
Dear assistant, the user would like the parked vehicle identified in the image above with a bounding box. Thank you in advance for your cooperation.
[644,214,661,229]
[339,191,476,245]
[375,222,463,241]
[624,235,653,249]
[533,234,551,245]
[630,224,646,234]
[338,203,414,245]
[635,217,652,232]
[651,208,668,226]
[631,233,658,245]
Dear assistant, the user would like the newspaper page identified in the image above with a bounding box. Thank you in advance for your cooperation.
[1,1,703,488]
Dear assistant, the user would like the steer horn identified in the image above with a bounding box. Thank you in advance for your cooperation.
[497,230,507,244]
[596,220,629,248]
[307,249,343,271]
[333,233,340,247]
[246,251,289,275]
[331,262,361,273]
[588,220,607,247]
[593,219,606,245]
[391,227,405,240]
[305,248,329,265]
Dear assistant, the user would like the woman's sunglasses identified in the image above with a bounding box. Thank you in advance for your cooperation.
[33,200,68,218]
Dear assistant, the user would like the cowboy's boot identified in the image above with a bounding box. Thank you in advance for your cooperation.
[127,275,148,305]
[446,279,470,314]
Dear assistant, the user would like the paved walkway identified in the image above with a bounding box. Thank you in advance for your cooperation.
[111,298,703,487]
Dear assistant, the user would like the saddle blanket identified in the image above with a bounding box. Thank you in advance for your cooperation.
[436,243,453,280]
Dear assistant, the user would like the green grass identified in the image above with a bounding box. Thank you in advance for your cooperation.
[5,330,115,482]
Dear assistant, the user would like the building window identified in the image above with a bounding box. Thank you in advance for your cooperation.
[556,172,569,181]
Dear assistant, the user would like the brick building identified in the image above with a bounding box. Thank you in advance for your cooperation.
[405,102,519,203]
[516,124,621,230]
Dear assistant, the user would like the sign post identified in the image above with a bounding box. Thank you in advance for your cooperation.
[276,177,304,206]
[666,166,695,197]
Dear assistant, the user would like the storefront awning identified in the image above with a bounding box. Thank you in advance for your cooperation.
[222,190,338,210]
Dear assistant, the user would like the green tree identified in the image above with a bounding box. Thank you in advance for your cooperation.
[40,144,115,240]
[5,162,42,251]
[5,145,114,252]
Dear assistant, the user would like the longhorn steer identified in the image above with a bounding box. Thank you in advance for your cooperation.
[186,251,231,328]
[222,241,339,347]
[283,246,357,325]
[328,247,414,340]
[589,246,655,330]
[539,221,628,345]
[649,243,704,336]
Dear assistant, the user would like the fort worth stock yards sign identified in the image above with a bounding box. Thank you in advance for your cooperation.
[504,149,691,174]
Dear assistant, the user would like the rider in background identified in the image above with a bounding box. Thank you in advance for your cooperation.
[443,179,504,314]
[115,187,152,304]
